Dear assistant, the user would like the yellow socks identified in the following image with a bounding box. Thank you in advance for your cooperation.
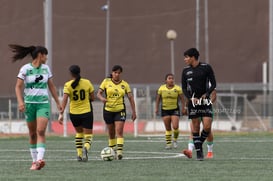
[165,130,172,146]
[117,138,124,156]
[108,138,117,149]
[84,134,93,151]
[75,133,84,157]
[173,129,179,141]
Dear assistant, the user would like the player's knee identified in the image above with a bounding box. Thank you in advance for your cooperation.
[37,129,46,137]
[29,132,37,141]
[203,126,211,133]
[173,126,179,130]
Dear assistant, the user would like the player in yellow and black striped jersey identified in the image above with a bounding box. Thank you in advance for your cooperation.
[59,65,95,162]
[97,65,137,160]
[155,73,187,149]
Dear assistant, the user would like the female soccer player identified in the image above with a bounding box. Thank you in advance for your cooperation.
[58,65,95,162]
[155,73,186,149]
[10,44,62,170]
[97,65,137,160]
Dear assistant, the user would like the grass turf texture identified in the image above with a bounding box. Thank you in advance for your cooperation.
[1,133,273,181]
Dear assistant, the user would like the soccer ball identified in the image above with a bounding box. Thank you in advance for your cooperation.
[100,147,115,161]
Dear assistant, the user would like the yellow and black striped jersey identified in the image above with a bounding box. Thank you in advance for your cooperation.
[157,84,183,110]
[63,78,94,114]
[99,78,131,112]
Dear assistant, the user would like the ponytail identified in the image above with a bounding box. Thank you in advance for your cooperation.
[71,75,81,89]
[9,44,48,62]
[69,65,81,89]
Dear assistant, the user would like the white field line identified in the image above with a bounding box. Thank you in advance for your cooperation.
[2,156,273,162]
[1,139,273,162]
[0,150,184,162]
[5,139,273,143]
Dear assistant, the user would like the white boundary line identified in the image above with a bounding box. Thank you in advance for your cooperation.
[0,150,185,161]
[4,139,273,143]
[1,139,273,162]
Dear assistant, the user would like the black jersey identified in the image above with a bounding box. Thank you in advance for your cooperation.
[181,62,216,99]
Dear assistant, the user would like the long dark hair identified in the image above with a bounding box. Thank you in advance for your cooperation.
[9,44,48,62]
[69,65,81,89]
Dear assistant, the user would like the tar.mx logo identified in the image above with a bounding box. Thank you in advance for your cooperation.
[191,93,213,107]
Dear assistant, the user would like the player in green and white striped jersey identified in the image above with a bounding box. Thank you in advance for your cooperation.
[18,63,52,103]
[10,44,62,170]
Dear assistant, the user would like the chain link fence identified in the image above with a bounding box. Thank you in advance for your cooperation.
[0,83,272,134]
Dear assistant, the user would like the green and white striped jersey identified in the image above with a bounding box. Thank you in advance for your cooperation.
[17,63,52,103]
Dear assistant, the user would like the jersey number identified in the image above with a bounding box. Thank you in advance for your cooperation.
[73,89,85,101]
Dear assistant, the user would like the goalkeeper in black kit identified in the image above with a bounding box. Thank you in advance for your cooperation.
[181,48,216,161]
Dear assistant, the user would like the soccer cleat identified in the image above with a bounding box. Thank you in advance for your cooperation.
[206,151,214,159]
[113,150,118,160]
[182,149,192,159]
[82,147,88,162]
[77,156,83,162]
[117,154,123,160]
[165,144,172,150]
[30,162,38,170]
[116,149,123,160]
[196,148,204,161]
[172,141,178,149]
[36,160,45,170]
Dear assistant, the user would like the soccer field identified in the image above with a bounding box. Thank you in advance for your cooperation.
[1,133,273,181]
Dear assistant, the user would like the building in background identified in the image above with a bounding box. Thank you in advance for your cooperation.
[0,0,270,133]
[0,0,269,96]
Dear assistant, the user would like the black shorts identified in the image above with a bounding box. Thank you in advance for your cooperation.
[161,108,180,117]
[103,109,126,124]
[69,111,93,129]
[188,101,213,119]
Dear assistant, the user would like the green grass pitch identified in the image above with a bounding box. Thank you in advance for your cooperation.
[1,133,273,181]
